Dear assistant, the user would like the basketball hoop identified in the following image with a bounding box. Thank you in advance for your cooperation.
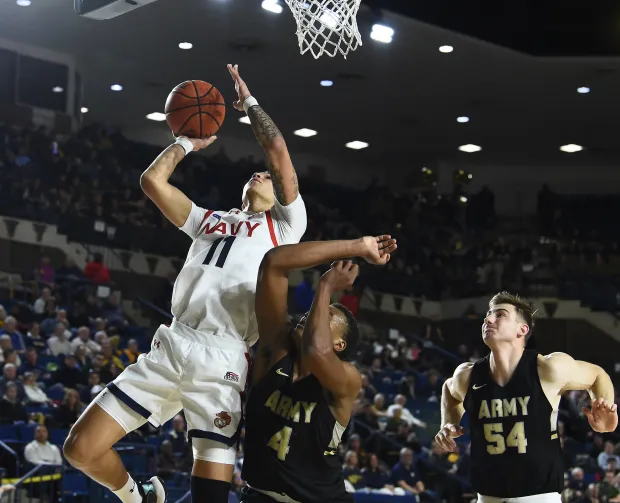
[283,0,363,59]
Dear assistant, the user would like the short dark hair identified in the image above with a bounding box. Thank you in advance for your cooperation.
[332,303,360,361]
[489,291,536,341]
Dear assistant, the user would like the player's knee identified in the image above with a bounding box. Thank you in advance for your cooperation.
[63,429,97,467]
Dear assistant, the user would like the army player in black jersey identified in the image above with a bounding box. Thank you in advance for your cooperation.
[241,235,397,503]
[436,291,618,503]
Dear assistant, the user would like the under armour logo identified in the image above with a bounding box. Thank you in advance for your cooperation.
[129,482,135,494]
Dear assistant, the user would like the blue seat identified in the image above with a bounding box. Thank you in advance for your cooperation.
[46,386,66,402]
[0,424,18,441]
[63,473,89,495]
[50,428,69,446]
[19,424,37,442]
[147,437,163,448]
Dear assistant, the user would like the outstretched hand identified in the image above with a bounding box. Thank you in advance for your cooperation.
[227,64,252,112]
[583,398,618,433]
[359,235,397,265]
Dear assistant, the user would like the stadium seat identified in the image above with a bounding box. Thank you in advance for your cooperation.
[51,428,70,446]
[63,472,89,495]
[0,424,19,441]
[19,424,37,442]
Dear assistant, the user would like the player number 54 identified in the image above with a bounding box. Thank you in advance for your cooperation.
[484,421,527,454]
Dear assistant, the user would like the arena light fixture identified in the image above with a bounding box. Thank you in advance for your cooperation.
[577,87,590,94]
[110,84,123,91]
[178,42,193,50]
[457,116,470,123]
[146,112,166,122]
[80,107,89,113]
[239,116,251,124]
[16,0,31,6]
[459,196,468,203]
[439,45,454,53]
[261,0,283,14]
[370,24,394,43]
[294,128,318,137]
[346,141,369,150]
[459,144,481,153]
[320,80,334,87]
[52,86,64,93]
[559,144,583,153]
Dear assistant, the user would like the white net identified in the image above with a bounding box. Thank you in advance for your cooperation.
[284,0,363,59]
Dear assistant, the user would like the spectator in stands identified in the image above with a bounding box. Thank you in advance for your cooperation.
[563,467,588,503]
[121,339,140,365]
[35,256,55,286]
[20,347,47,380]
[0,305,5,329]
[346,434,368,468]
[41,310,71,337]
[0,316,25,352]
[102,294,126,329]
[338,287,360,318]
[74,344,90,369]
[387,394,427,429]
[26,322,46,352]
[361,373,377,401]
[3,348,21,369]
[69,301,91,328]
[450,442,471,478]
[70,326,100,356]
[156,440,178,480]
[599,442,620,471]
[100,341,124,372]
[398,375,417,400]
[417,369,443,402]
[84,294,102,321]
[54,355,86,389]
[55,256,84,283]
[0,363,25,401]
[0,382,28,424]
[80,371,101,404]
[342,451,364,491]
[361,453,403,495]
[48,322,72,356]
[165,414,187,455]
[597,470,620,503]
[84,252,110,284]
[24,425,62,466]
[23,372,50,405]
[33,287,53,316]
[391,448,425,498]
[54,388,84,428]
[294,271,315,314]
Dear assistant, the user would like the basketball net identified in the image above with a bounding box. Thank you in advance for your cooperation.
[283,0,362,59]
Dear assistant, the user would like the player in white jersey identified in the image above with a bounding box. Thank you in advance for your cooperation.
[64,64,307,503]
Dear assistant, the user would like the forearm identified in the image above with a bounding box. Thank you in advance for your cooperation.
[589,368,615,402]
[264,239,364,273]
[140,144,185,186]
[302,284,333,355]
[247,105,299,203]
[441,381,465,426]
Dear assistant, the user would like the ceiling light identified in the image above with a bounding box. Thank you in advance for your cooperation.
[559,144,583,153]
[110,84,123,91]
[294,128,317,137]
[577,87,590,94]
[459,196,468,203]
[459,144,481,153]
[146,112,166,122]
[239,116,251,124]
[261,0,282,13]
[320,80,333,87]
[178,42,193,50]
[439,45,454,53]
[457,116,470,123]
[52,86,64,93]
[346,141,369,150]
[80,107,89,113]
[16,0,31,6]
[370,24,394,43]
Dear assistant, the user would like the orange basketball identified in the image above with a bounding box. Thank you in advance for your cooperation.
[164,80,226,138]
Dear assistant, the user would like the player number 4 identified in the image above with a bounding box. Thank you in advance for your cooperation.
[268,426,292,461]
[484,421,527,455]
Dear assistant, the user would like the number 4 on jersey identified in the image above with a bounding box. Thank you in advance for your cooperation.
[268,426,292,461]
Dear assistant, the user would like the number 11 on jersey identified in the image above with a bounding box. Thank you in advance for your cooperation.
[203,236,236,268]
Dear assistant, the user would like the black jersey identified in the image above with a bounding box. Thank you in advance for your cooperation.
[463,350,563,498]
[242,353,352,503]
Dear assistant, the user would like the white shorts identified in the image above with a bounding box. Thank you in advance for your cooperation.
[94,320,250,463]
[478,493,561,503]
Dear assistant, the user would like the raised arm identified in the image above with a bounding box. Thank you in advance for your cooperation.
[228,64,299,205]
[255,236,396,355]
[541,352,617,432]
[436,362,473,451]
[140,137,216,227]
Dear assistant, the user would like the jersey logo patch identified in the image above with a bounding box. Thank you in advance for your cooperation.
[276,368,289,377]
[472,384,487,390]
[153,340,161,349]
[214,411,232,429]
[324,450,337,456]
[213,214,221,220]
[224,371,239,383]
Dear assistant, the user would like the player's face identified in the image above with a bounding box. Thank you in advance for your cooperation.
[242,171,275,207]
[295,306,348,354]
[482,303,528,345]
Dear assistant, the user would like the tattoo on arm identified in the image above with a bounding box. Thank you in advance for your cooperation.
[269,162,299,201]
[247,106,282,145]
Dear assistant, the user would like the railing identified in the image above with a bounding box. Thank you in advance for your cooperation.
[0,464,63,503]
[0,441,19,480]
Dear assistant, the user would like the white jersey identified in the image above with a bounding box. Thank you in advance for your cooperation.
[173,195,306,346]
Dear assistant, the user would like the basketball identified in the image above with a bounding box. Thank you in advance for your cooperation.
[164,80,226,139]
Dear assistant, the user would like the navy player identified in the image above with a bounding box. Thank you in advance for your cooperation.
[64,65,307,503]
[436,291,618,503]
[241,235,397,503]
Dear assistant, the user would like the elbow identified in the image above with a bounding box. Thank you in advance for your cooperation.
[259,248,279,273]
[139,172,156,196]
